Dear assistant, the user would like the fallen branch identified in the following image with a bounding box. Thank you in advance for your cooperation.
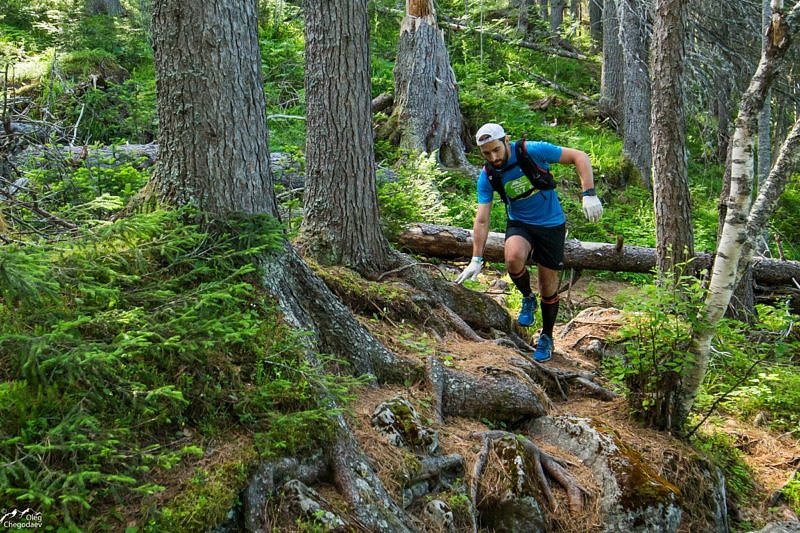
[527,72,593,102]
[438,17,592,61]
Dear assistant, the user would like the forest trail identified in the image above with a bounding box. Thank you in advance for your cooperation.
[347,272,800,531]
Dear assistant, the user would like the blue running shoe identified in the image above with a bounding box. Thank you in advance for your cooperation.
[533,333,553,362]
[518,295,537,327]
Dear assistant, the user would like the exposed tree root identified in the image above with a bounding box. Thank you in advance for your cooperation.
[329,418,417,532]
[438,302,485,341]
[511,354,617,402]
[259,247,424,383]
[426,355,446,424]
[442,365,549,422]
[476,430,588,514]
[244,454,330,532]
[468,433,492,532]
[408,454,465,486]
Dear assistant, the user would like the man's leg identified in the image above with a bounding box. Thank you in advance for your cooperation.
[537,266,559,338]
[530,266,558,361]
[505,235,532,296]
[505,235,537,327]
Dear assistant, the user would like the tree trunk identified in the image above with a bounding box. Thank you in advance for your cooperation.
[757,0,773,188]
[390,0,469,168]
[86,0,125,16]
[717,141,757,321]
[599,0,623,127]
[589,0,603,52]
[550,0,566,35]
[650,0,694,276]
[151,0,276,215]
[617,0,652,191]
[680,2,800,429]
[301,0,398,273]
[518,0,530,35]
[396,222,800,287]
[540,0,549,20]
[714,69,732,164]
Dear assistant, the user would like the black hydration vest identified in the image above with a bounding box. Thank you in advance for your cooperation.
[484,138,556,204]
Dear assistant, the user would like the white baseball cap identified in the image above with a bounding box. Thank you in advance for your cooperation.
[475,123,506,146]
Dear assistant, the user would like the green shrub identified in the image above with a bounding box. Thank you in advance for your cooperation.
[698,305,800,434]
[60,48,125,78]
[692,431,756,508]
[604,272,709,429]
[0,208,361,528]
[20,160,149,223]
[782,473,800,515]
[378,151,453,237]
[772,174,800,261]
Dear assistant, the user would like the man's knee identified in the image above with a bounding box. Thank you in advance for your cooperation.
[506,255,528,275]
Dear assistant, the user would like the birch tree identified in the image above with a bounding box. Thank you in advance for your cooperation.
[678,0,800,429]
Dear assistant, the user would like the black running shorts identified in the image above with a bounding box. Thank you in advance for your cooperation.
[504,220,566,270]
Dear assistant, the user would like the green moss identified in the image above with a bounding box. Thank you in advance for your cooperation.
[148,443,256,533]
[614,441,681,510]
[311,263,423,321]
[590,420,681,510]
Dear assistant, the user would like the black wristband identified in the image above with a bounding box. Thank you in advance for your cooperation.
[581,188,596,197]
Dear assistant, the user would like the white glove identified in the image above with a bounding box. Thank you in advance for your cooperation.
[582,194,603,222]
[455,257,484,284]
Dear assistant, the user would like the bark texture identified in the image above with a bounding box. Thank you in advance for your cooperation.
[151,0,275,215]
[86,0,125,16]
[391,1,469,168]
[650,0,694,275]
[550,0,566,36]
[589,0,603,51]
[617,0,652,190]
[600,0,623,126]
[518,0,530,35]
[301,0,397,272]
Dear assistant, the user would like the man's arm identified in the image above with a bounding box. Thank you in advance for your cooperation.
[558,147,594,192]
[559,147,603,222]
[472,202,492,257]
[455,202,493,284]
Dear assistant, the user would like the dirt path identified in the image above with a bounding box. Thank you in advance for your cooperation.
[352,274,800,531]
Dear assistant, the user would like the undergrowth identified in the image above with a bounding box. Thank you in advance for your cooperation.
[0,207,365,529]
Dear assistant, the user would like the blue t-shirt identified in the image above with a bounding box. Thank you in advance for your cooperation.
[477,140,565,227]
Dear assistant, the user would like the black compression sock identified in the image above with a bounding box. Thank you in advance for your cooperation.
[540,292,559,337]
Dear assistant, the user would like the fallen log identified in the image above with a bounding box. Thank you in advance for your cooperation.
[14,143,160,169]
[396,223,800,288]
